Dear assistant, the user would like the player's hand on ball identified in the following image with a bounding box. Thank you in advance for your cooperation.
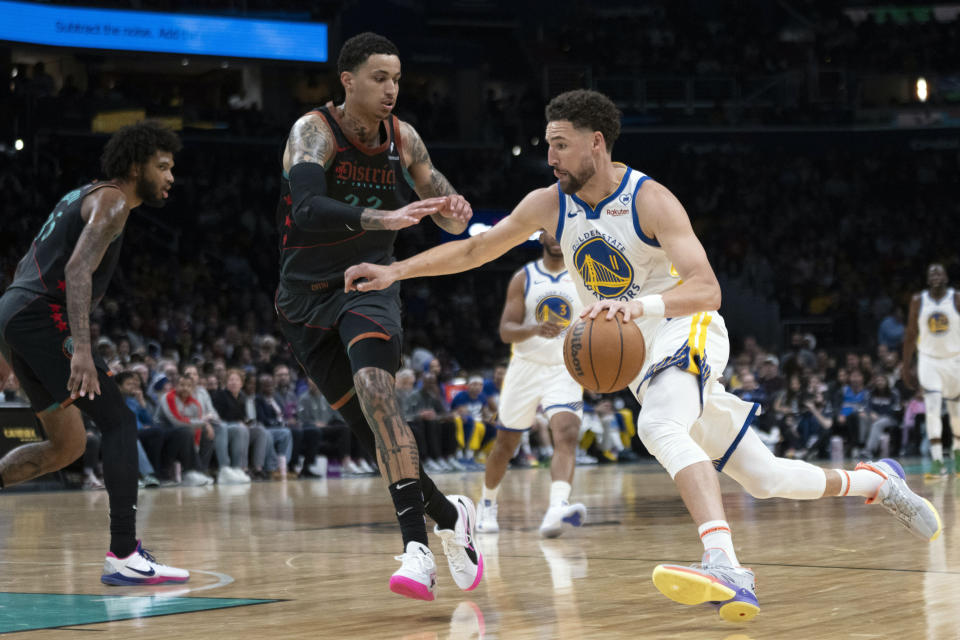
[438,195,473,224]
[345,263,396,292]
[535,321,564,338]
[582,299,643,322]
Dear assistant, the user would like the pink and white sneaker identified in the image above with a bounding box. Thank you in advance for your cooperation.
[390,541,438,601]
[435,495,484,591]
[101,541,190,586]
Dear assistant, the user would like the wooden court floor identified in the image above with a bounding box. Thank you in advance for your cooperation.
[0,462,957,639]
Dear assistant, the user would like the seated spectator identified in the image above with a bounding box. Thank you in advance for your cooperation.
[183,364,249,484]
[835,368,870,457]
[900,388,926,457]
[863,373,901,458]
[153,375,215,486]
[415,372,460,471]
[451,375,496,468]
[297,379,357,477]
[212,369,271,480]
[116,371,160,487]
[773,375,804,456]
[273,364,304,473]
[255,373,293,476]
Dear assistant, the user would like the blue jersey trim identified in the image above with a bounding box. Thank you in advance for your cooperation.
[555,184,566,241]
[523,264,531,297]
[544,402,583,413]
[712,402,760,473]
[532,260,567,282]
[630,175,658,247]
[571,167,632,219]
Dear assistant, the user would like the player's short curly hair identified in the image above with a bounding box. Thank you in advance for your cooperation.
[545,90,622,153]
[338,32,400,75]
[100,120,181,180]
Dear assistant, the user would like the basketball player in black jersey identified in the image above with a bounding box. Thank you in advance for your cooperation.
[276,32,481,600]
[0,121,189,584]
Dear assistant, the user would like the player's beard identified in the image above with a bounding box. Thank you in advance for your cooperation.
[136,174,166,208]
[558,157,596,195]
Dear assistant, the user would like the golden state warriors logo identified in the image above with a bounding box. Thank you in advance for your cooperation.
[928,312,949,334]
[573,237,633,298]
[536,296,573,327]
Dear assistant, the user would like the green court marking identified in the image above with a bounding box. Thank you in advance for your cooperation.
[0,592,278,633]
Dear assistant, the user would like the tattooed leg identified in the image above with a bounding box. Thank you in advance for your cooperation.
[353,367,419,483]
[0,405,86,486]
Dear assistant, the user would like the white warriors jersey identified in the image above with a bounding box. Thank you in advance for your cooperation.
[511,259,580,366]
[555,164,680,337]
[918,288,960,357]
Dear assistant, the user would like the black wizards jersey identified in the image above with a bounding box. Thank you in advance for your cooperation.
[277,105,413,289]
[8,181,124,305]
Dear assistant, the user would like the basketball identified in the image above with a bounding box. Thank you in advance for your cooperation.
[563,314,645,393]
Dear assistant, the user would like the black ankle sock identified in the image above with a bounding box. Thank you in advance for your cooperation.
[388,479,428,550]
[420,474,458,530]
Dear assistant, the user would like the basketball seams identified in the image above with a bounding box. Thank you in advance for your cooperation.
[613,316,625,392]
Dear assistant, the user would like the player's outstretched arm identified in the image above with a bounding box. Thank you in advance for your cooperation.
[65,188,130,399]
[345,187,556,292]
[286,114,445,232]
[399,121,471,235]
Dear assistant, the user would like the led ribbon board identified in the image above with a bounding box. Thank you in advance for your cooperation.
[0,0,327,62]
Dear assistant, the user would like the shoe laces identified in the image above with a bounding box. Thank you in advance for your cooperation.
[395,549,433,575]
[138,545,170,568]
[439,529,472,573]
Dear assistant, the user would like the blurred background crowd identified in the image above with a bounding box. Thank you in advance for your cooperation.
[1,0,958,486]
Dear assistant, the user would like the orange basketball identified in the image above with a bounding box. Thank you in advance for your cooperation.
[563,314,645,393]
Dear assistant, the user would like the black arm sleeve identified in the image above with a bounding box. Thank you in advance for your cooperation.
[288,162,366,231]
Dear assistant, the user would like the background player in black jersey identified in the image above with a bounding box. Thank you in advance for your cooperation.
[277,32,480,601]
[0,121,189,584]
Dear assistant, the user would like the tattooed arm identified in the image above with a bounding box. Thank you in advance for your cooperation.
[399,120,472,235]
[65,187,130,400]
[284,113,444,232]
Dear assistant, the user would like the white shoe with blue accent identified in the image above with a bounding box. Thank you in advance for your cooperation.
[539,501,587,538]
[101,541,190,586]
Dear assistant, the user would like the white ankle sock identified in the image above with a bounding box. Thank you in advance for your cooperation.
[549,481,572,507]
[698,520,739,567]
[482,485,499,504]
[835,468,885,499]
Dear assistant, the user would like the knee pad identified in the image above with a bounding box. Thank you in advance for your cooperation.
[636,416,710,478]
[347,334,401,374]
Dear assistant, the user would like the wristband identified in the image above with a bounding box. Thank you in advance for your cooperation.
[638,294,665,317]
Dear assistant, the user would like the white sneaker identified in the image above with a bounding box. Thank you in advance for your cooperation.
[423,459,442,474]
[217,467,236,485]
[358,458,376,474]
[539,501,587,538]
[230,467,251,483]
[182,470,213,487]
[308,456,328,477]
[344,459,363,475]
[446,456,466,471]
[101,541,190,585]
[435,495,483,591]
[389,541,437,601]
[476,499,499,534]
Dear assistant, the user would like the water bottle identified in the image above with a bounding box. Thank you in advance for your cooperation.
[830,436,844,465]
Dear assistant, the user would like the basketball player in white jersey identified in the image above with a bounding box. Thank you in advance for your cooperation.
[477,231,587,538]
[903,263,960,478]
[345,89,942,622]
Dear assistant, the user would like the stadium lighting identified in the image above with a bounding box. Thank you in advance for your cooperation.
[917,77,928,102]
[511,145,521,156]
[468,222,492,237]
[14,138,23,151]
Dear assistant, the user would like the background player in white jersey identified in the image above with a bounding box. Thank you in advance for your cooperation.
[902,263,960,478]
[345,89,941,623]
[477,231,587,538]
